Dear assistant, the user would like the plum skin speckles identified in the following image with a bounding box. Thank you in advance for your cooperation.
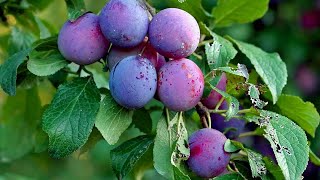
[58,13,110,65]
[149,8,200,59]
[109,55,157,109]
[187,128,231,178]
[157,58,204,111]
[99,0,149,48]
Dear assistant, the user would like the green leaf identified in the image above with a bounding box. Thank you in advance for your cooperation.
[27,50,69,76]
[42,77,100,158]
[276,94,320,137]
[0,49,30,95]
[310,149,320,166]
[132,108,153,134]
[224,139,241,153]
[249,110,309,180]
[212,173,244,180]
[205,31,237,70]
[65,0,86,21]
[209,85,239,120]
[149,0,211,22]
[95,90,133,145]
[229,38,287,104]
[32,36,58,51]
[110,135,154,179]
[0,87,41,162]
[212,0,269,28]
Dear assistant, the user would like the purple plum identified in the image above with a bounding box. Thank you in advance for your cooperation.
[148,8,200,59]
[58,13,110,65]
[201,73,227,109]
[187,128,231,178]
[109,55,157,109]
[99,0,149,48]
[157,58,204,111]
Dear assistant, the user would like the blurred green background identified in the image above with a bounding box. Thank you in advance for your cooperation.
[0,0,319,179]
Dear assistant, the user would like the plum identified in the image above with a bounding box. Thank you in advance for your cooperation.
[108,40,166,71]
[58,13,110,65]
[109,55,157,109]
[201,73,227,109]
[157,58,204,111]
[187,128,231,178]
[99,0,149,48]
[211,102,245,139]
[148,8,200,59]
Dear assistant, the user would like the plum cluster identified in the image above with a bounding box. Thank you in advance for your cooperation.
[58,0,204,111]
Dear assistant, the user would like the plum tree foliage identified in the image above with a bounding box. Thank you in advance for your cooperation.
[0,0,319,179]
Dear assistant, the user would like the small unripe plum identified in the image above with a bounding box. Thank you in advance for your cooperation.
[109,55,157,109]
[99,0,149,48]
[211,102,245,139]
[108,41,166,71]
[149,8,200,59]
[201,73,227,109]
[157,58,204,111]
[187,128,231,178]
[58,13,110,65]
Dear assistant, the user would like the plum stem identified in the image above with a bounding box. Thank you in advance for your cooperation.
[196,102,210,128]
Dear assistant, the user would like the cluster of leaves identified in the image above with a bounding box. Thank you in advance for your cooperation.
[0,0,320,179]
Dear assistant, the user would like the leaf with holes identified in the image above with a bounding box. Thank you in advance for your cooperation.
[110,135,154,179]
[42,77,100,158]
[154,112,191,180]
[248,110,309,180]
[228,38,287,104]
[248,83,268,109]
[204,27,237,69]
[95,90,133,145]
